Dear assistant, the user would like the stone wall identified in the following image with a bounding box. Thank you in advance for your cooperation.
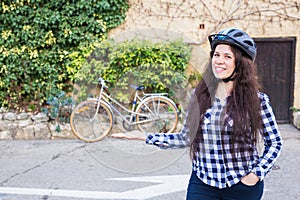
[293,112,300,130]
[110,0,300,108]
[0,112,75,140]
[1,1,300,140]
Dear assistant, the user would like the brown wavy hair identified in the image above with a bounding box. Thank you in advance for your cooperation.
[187,45,262,159]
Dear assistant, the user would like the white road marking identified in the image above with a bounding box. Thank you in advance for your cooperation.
[0,174,190,199]
[108,174,190,199]
[0,187,117,199]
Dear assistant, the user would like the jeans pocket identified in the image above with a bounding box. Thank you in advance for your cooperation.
[232,181,264,200]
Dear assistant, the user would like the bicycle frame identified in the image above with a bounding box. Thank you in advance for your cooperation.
[92,82,168,126]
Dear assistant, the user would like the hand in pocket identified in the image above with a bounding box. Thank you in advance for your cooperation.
[241,172,259,186]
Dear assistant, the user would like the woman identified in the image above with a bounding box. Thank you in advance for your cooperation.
[113,28,282,200]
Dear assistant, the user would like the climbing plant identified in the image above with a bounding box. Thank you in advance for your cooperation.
[0,0,129,111]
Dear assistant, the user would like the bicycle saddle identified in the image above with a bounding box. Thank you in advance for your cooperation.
[130,85,145,91]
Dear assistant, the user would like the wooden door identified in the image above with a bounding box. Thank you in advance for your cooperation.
[254,37,296,123]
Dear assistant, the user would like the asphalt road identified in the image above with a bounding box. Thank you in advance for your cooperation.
[0,124,299,200]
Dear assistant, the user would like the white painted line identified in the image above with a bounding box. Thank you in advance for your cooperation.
[0,187,119,199]
[0,174,190,199]
[108,174,190,199]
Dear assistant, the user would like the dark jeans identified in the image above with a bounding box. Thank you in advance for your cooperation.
[187,171,264,200]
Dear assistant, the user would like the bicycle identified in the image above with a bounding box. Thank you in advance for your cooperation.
[70,77,179,142]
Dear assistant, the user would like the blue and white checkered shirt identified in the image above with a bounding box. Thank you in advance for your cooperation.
[146,92,282,189]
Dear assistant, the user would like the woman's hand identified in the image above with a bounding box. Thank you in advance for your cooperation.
[241,172,259,186]
[111,133,146,141]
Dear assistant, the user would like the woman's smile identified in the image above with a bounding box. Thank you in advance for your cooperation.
[214,66,226,73]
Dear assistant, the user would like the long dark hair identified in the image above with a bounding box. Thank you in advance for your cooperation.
[187,45,262,159]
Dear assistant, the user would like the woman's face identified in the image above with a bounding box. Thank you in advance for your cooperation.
[212,44,236,80]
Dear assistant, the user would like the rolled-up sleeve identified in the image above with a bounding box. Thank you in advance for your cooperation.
[146,119,191,149]
[252,92,283,180]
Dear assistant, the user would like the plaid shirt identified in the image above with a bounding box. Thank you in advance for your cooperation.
[146,92,282,189]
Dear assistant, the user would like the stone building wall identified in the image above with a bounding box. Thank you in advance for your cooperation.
[109,0,300,108]
[1,1,299,140]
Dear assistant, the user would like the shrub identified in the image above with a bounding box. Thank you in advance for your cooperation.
[0,0,129,111]
[73,39,192,103]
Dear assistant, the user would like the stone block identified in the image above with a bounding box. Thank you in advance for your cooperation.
[15,126,35,140]
[31,112,49,123]
[4,112,17,121]
[1,122,18,138]
[34,123,51,139]
[17,112,29,120]
[293,112,300,129]
[49,122,75,139]
[0,120,9,131]
[18,119,33,127]
[0,130,13,140]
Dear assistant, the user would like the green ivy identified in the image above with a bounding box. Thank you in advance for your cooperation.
[0,0,129,111]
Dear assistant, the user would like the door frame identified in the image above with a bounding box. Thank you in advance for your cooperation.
[254,37,296,123]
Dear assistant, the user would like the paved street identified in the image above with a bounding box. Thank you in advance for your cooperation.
[0,124,299,200]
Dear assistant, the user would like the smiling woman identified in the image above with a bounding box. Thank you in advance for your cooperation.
[185,29,281,199]
[112,28,282,200]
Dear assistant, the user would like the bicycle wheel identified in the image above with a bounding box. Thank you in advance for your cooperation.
[136,96,178,133]
[70,99,113,142]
